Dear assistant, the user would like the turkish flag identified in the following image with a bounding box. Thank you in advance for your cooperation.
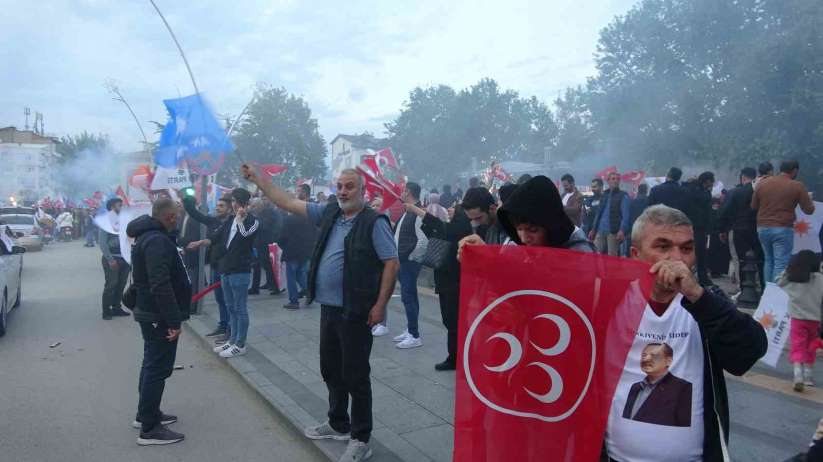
[595,166,618,180]
[455,245,654,462]
[255,163,289,183]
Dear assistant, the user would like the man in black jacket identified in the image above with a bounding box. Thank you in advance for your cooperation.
[648,167,688,212]
[249,198,281,295]
[127,198,191,446]
[603,205,767,462]
[182,194,232,338]
[684,172,715,285]
[195,188,259,358]
[280,184,317,310]
[243,165,398,462]
[719,167,764,294]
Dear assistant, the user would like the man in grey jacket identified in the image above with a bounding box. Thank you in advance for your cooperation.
[392,182,428,348]
[99,198,131,319]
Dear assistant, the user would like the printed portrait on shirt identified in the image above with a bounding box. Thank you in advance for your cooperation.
[621,342,692,427]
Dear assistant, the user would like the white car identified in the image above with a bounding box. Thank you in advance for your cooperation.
[0,239,24,337]
[0,214,43,251]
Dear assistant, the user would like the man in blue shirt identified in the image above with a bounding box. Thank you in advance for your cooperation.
[589,171,630,256]
[243,165,399,462]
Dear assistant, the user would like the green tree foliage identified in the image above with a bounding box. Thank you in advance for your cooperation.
[386,79,557,184]
[56,131,111,164]
[566,0,823,189]
[225,84,327,185]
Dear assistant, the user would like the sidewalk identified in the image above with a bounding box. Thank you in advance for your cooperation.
[186,289,457,462]
[185,277,823,462]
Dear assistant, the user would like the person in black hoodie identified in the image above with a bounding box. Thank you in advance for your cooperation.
[249,198,281,295]
[497,175,596,252]
[127,198,191,446]
[684,171,715,286]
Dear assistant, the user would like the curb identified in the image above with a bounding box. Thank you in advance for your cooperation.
[184,315,344,461]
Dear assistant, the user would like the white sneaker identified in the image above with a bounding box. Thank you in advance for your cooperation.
[213,342,233,353]
[219,344,247,358]
[371,324,388,337]
[393,330,410,342]
[396,336,422,349]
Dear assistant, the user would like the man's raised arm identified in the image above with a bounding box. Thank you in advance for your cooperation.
[241,164,307,217]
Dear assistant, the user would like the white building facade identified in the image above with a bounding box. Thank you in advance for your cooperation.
[329,134,388,180]
[0,127,60,204]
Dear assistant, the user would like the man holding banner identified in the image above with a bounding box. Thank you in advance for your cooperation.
[455,204,766,462]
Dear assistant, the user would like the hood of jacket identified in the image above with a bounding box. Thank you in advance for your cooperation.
[497,175,575,247]
[126,214,168,239]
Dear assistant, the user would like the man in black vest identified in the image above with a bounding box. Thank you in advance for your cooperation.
[242,165,399,462]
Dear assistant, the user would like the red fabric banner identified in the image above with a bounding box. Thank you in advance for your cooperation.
[268,243,283,291]
[454,245,654,462]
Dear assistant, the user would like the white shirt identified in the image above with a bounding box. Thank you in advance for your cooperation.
[562,191,574,206]
[606,294,705,462]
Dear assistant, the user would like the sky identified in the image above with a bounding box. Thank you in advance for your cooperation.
[0,0,637,154]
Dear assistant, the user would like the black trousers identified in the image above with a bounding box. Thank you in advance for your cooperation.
[438,289,459,364]
[319,306,373,442]
[251,244,276,290]
[102,256,130,312]
[137,321,178,432]
[733,228,766,291]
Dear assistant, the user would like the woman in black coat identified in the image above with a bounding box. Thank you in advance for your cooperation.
[404,203,473,371]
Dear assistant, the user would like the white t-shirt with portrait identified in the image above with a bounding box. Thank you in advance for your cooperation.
[606,294,705,462]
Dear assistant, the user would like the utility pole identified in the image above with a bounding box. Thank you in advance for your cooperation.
[24,107,30,131]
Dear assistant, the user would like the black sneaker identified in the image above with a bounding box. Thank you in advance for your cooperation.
[102,308,112,320]
[248,289,260,295]
[137,424,184,446]
[205,327,227,337]
[283,302,300,310]
[110,307,131,317]
[132,412,178,429]
[435,359,456,371]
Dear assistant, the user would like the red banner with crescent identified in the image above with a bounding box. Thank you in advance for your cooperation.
[455,245,653,462]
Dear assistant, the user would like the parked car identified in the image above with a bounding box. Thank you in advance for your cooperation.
[0,214,43,251]
[0,207,36,216]
[0,242,24,337]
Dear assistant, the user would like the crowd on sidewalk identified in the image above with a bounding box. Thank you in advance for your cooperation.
[111,158,823,461]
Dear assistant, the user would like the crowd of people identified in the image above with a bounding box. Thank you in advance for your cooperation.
[95,159,823,461]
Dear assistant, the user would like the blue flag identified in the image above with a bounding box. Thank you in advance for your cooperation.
[154,94,234,174]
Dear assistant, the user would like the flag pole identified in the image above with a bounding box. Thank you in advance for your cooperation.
[148,0,206,313]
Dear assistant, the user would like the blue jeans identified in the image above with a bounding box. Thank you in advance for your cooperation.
[758,227,794,283]
[286,260,309,304]
[212,267,229,330]
[222,272,251,347]
[398,260,422,338]
[85,228,96,246]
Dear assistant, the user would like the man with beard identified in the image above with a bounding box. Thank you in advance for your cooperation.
[560,174,584,227]
[242,165,399,462]
[583,177,604,236]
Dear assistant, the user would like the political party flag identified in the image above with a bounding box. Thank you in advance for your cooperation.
[793,200,823,254]
[595,166,618,180]
[358,151,404,212]
[455,245,654,462]
[154,93,233,175]
[752,283,791,367]
[151,164,193,191]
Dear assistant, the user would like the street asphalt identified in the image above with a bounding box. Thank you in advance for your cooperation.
[0,241,325,462]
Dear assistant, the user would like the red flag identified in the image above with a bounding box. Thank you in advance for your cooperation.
[255,163,289,183]
[455,245,653,462]
[596,166,618,180]
[620,170,646,186]
[357,153,404,212]
[115,185,130,206]
[373,147,398,170]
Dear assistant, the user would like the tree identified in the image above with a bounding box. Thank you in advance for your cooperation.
[56,132,111,164]
[386,79,557,184]
[224,84,327,185]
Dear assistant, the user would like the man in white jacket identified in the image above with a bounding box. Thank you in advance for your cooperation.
[391,182,428,349]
